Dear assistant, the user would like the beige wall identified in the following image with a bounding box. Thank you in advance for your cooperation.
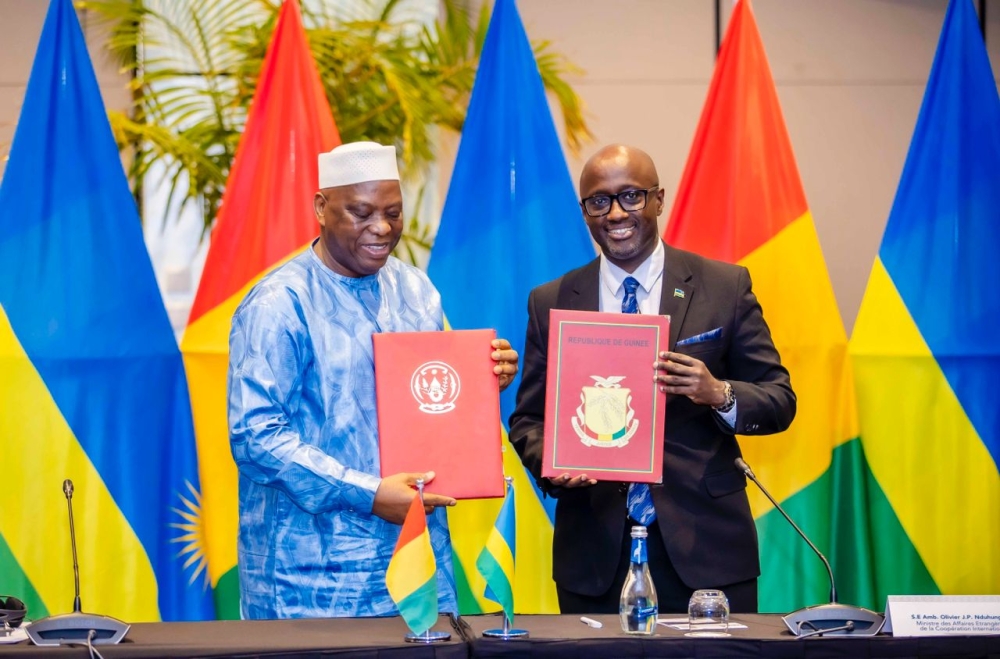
[0,0,130,179]
[3,0,1000,332]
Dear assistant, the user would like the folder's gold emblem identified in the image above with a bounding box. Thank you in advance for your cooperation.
[571,375,638,447]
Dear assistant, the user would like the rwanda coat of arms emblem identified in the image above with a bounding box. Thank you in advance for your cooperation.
[410,361,461,414]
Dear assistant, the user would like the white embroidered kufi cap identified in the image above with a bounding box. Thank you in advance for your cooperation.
[318,141,400,189]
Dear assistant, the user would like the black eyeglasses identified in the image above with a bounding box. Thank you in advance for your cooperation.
[581,186,659,217]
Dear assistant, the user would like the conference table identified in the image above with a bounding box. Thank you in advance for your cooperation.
[1,613,998,658]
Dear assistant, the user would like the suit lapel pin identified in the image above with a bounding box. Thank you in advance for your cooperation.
[673,288,685,299]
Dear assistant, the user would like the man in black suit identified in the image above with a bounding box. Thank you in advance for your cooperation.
[509,144,795,614]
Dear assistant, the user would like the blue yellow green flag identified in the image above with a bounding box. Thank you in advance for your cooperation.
[850,0,1000,599]
[426,0,594,615]
[476,481,516,622]
[0,0,214,622]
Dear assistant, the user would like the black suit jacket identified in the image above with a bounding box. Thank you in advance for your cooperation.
[509,243,796,597]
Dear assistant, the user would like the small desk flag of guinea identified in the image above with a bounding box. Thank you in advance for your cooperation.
[476,480,516,621]
[386,496,438,634]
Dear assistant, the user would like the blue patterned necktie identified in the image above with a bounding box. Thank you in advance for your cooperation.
[622,276,657,525]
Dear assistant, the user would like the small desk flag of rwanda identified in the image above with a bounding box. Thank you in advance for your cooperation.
[477,477,528,638]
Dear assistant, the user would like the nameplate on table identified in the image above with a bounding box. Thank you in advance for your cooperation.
[884,595,1000,636]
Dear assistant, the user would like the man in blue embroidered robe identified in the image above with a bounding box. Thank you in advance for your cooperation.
[228,141,519,619]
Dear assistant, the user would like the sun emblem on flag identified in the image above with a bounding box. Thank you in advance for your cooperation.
[571,375,639,447]
[170,480,211,589]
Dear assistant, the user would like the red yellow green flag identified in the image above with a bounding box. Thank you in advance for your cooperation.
[386,497,439,634]
[180,0,340,617]
[664,0,879,611]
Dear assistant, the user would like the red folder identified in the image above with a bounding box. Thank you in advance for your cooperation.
[373,329,504,499]
[542,309,670,483]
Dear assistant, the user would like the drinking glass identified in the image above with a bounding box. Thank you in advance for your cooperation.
[685,589,730,637]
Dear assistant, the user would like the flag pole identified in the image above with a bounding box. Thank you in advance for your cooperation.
[483,477,528,639]
[404,478,451,644]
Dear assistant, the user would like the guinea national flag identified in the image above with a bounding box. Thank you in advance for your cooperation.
[180,0,341,618]
[664,0,878,611]
[386,496,439,635]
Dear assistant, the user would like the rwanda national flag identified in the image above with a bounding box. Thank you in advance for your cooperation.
[850,0,1000,600]
[0,0,213,622]
[426,0,595,614]
[476,481,516,623]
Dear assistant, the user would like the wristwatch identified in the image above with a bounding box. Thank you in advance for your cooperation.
[713,380,736,413]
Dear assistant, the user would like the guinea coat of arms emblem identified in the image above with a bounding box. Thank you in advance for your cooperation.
[410,361,461,414]
[571,375,639,447]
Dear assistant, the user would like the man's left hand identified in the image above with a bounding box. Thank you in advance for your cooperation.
[491,338,519,392]
[654,351,727,407]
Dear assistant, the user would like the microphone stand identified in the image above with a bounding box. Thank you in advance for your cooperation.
[66,480,82,615]
[24,480,130,646]
[735,459,885,637]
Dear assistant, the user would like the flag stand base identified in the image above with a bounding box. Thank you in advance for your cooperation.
[404,631,450,643]
[483,628,528,639]
[483,614,528,639]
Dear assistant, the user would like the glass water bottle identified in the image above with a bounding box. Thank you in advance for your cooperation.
[619,525,658,635]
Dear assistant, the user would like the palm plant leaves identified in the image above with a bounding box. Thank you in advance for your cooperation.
[83,0,591,258]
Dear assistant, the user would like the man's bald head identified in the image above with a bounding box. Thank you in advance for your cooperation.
[580,145,658,195]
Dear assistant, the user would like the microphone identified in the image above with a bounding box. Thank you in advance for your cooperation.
[24,480,130,647]
[735,458,885,637]
[63,480,82,614]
